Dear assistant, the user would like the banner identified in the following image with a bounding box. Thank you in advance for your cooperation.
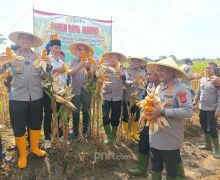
[33,10,112,61]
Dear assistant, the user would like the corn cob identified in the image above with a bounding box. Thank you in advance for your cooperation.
[81,50,86,63]
[41,48,47,60]
[51,33,59,40]
[114,61,121,80]
[6,47,14,61]
[88,52,96,65]
[137,93,170,134]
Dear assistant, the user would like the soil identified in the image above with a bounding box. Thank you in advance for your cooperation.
[1,112,220,180]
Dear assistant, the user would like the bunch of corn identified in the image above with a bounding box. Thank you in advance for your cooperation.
[54,63,69,77]
[135,74,145,89]
[51,33,59,40]
[34,48,47,71]
[54,94,76,110]
[0,70,10,81]
[81,50,86,63]
[96,71,110,92]
[137,93,170,134]
[114,61,121,80]
[62,64,69,75]
[6,47,14,61]
[88,52,96,65]
[41,48,47,59]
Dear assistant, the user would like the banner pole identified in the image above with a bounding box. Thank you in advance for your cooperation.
[111,16,113,51]
[33,5,35,34]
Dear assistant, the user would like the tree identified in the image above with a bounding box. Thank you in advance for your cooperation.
[0,34,7,45]
[169,55,178,62]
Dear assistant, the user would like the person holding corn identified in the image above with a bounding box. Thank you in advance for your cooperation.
[68,42,94,141]
[122,57,147,141]
[98,52,127,144]
[43,34,67,148]
[0,31,51,169]
[127,67,159,176]
[194,62,220,158]
[147,57,193,180]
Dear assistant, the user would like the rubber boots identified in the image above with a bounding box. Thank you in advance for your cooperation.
[122,121,130,138]
[152,171,162,180]
[30,130,46,157]
[199,134,212,150]
[212,138,220,159]
[15,135,27,169]
[103,124,112,144]
[127,153,149,176]
[131,121,140,141]
[167,175,177,180]
[111,126,118,144]
[177,161,186,180]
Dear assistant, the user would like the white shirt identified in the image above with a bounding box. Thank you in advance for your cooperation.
[50,55,67,88]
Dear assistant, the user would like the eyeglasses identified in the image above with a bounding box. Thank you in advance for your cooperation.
[77,48,86,52]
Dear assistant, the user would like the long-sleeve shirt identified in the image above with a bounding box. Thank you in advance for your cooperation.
[50,55,67,88]
[124,67,146,101]
[150,78,193,150]
[69,59,88,95]
[0,52,44,101]
[101,68,126,101]
[194,77,220,112]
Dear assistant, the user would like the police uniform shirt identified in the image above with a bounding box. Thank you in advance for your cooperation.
[150,79,193,150]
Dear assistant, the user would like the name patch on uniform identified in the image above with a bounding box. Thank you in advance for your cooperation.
[177,91,186,103]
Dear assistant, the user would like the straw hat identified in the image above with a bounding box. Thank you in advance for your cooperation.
[9,31,43,48]
[101,52,126,63]
[69,42,94,56]
[127,57,148,66]
[147,57,187,78]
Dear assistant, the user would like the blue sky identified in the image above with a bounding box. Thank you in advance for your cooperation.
[0,0,220,59]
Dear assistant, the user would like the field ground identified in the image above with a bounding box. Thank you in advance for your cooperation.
[1,111,220,180]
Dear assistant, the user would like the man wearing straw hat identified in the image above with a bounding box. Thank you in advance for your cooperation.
[99,52,127,144]
[122,57,147,141]
[0,31,50,169]
[68,42,94,141]
[147,57,193,179]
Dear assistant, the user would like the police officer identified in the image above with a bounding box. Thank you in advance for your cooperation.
[147,57,193,179]
[122,57,147,141]
[0,31,50,169]
[99,52,127,144]
[194,62,220,158]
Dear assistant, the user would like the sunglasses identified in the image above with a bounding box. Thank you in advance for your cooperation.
[77,48,87,52]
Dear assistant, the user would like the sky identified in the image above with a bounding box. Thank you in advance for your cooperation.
[0,0,220,59]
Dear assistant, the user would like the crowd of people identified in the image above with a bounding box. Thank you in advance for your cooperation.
[0,31,220,179]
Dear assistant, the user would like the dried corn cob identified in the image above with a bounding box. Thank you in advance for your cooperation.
[88,52,96,65]
[6,47,14,61]
[137,93,170,134]
[114,61,121,80]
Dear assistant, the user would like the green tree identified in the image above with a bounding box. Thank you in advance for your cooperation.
[0,34,7,45]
